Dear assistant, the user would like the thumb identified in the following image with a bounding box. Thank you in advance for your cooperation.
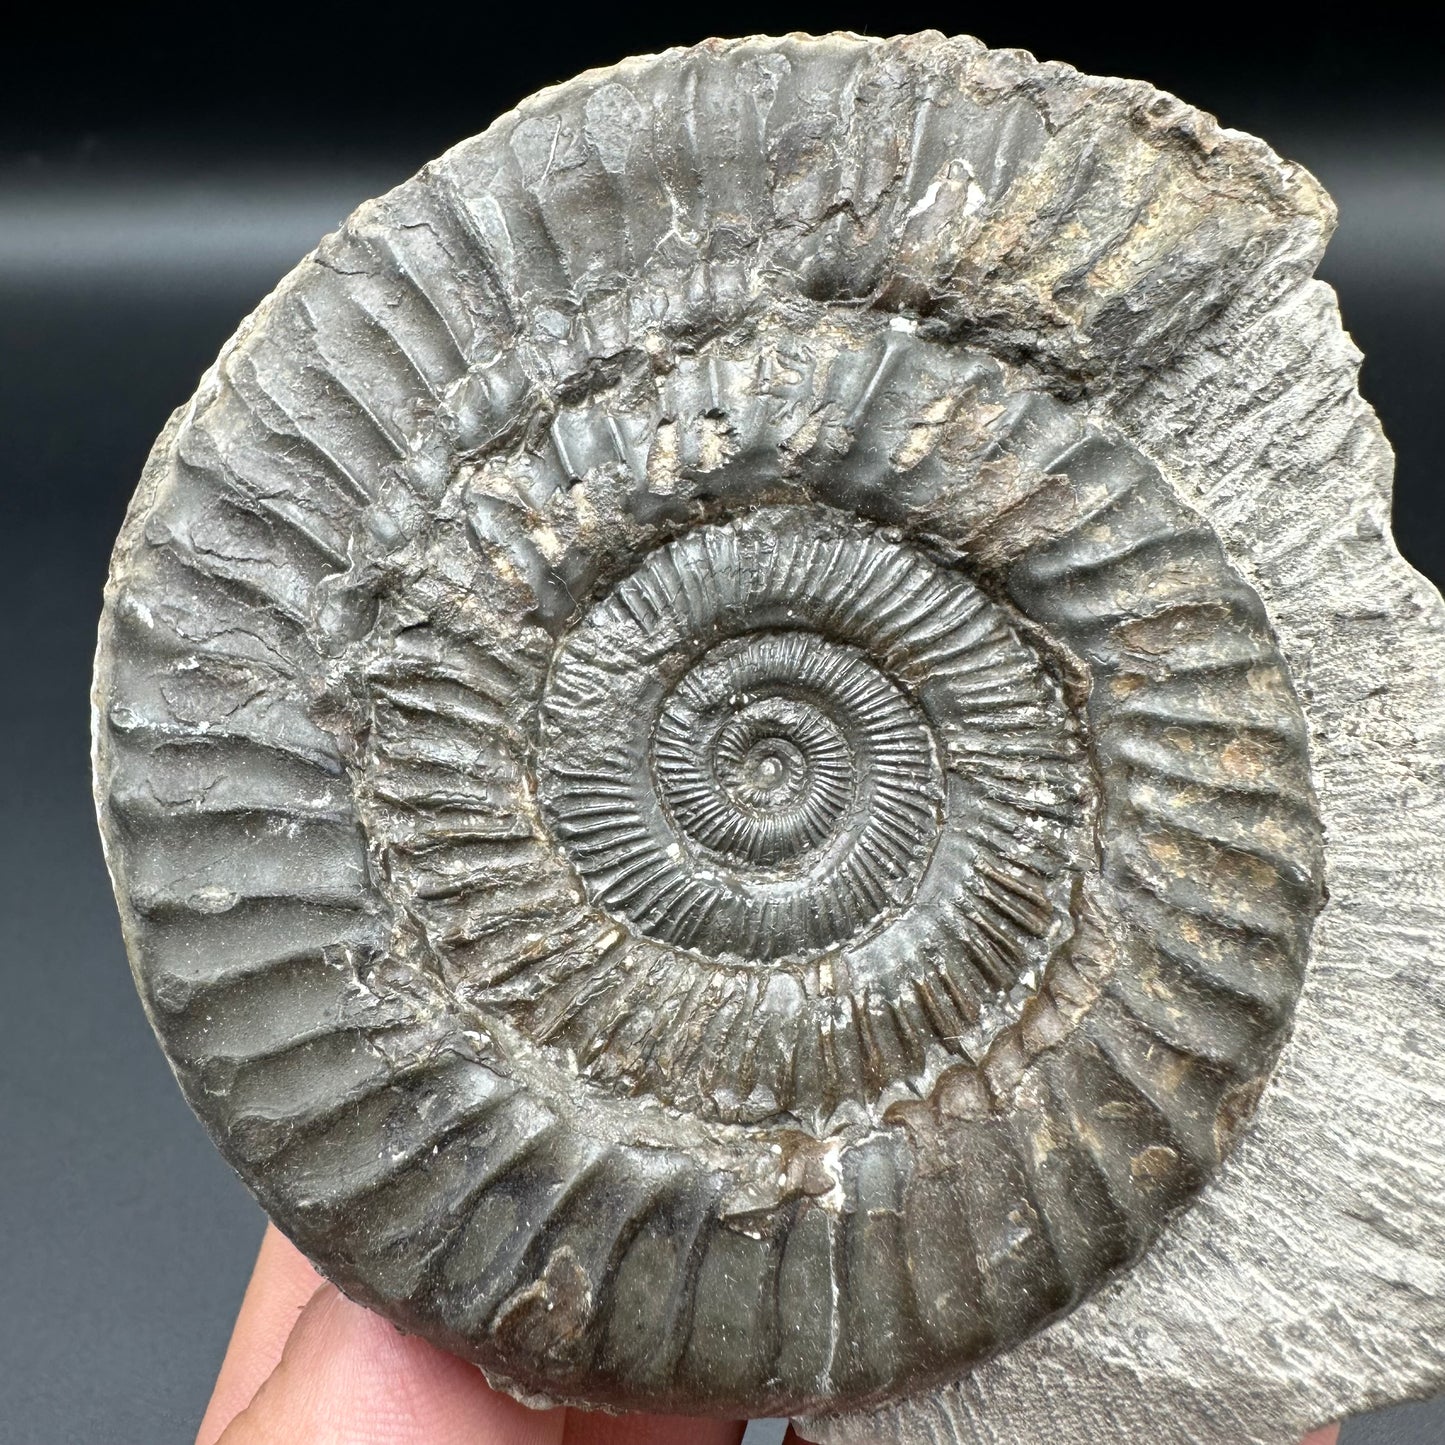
[218,1281,564,1445]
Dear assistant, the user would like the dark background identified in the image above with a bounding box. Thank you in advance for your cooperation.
[2,9,1441,1441]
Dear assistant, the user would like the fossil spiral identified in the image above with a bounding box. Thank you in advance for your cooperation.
[94,33,1331,1418]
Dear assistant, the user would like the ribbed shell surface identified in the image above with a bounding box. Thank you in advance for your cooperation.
[94,33,1331,1416]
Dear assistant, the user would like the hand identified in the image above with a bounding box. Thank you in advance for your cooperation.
[198,1225,749,1445]
[198,1226,1341,1445]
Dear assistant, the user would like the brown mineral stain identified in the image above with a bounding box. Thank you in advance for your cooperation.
[1222,735,1269,779]
[1131,1144,1180,1185]
[492,1245,594,1360]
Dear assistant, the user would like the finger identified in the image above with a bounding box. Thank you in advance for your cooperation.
[216,1280,565,1445]
[562,1408,746,1445]
[197,1223,325,1445]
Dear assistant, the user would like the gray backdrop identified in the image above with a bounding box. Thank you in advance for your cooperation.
[1,12,1440,1442]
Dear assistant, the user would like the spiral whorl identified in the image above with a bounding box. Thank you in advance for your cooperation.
[526,505,1091,1116]
[541,510,956,960]
[92,31,1330,1421]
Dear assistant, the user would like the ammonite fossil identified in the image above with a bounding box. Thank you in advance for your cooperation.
[94,32,1445,1445]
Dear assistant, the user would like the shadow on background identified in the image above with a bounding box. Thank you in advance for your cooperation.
[1,11,1441,1442]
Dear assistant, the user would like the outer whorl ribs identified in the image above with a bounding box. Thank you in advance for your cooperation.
[94,32,1328,1419]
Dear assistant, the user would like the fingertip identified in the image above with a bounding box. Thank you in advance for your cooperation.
[218,1278,565,1445]
[196,1223,324,1445]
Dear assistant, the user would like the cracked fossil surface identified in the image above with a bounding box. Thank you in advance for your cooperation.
[93,31,1445,1443]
